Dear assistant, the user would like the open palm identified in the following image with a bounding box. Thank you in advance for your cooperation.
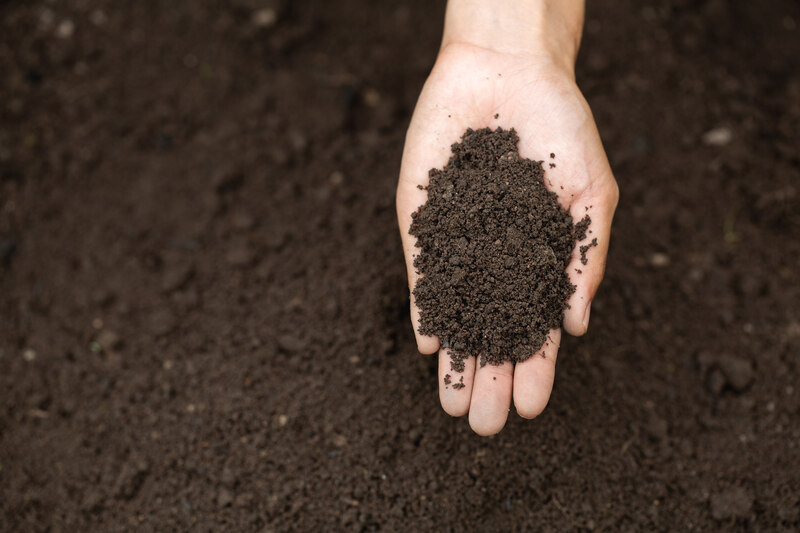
[397,43,618,435]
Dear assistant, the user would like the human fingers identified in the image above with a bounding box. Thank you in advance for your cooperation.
[468,359,514,436]
[513,328,560,418]
[562,176,618,336]
[438,349,476,417]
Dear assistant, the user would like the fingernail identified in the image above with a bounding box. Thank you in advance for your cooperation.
[582,302,592,331]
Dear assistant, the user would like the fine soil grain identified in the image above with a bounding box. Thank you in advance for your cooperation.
[410,128,588,367]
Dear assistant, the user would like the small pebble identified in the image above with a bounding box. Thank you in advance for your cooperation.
[702,127,732,147]
[56,20,75,39]
[23,348,37,362]
[700,352,754,394]
[717,355,754,392]
[252,8,277,28]
[650,253,670,267]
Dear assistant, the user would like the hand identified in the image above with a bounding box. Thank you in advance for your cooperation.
[396,1,618,436]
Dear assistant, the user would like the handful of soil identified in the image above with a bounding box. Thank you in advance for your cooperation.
[409,127,590,368]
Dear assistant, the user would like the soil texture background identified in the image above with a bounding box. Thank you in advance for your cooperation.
[2,0,800,531]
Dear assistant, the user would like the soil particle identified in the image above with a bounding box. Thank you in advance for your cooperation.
[95,329,121,350]
[212,166,244,194]
[443,374,451,386]
[149,308,177,337]
[217,488,234,508]
[269,146,291,167]
[252,8,278,28]
[650,252,670,267]
[717,355,755,392]
[264,230,288,250]
[579,238,598,265]
[702,126,733,147]
[288,129,309,154]
[699,352,755,393]
[230,210,255,230]
[81,488,105,512]
[449,357,465,373]
[410,128,590,367]
[710,487,753,521]
[220,467,236,487]
[161,261,194,292]
[226,242,255,267]
[235,493,254,508]
[55,19,75,39]
[645,412,669,441]
[452,376,465,390]
[112,458,150,500]
[277,334,306,353]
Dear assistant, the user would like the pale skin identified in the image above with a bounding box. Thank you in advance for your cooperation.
[397,0,619,436]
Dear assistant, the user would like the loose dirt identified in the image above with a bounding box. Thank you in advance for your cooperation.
[410,127,589,367]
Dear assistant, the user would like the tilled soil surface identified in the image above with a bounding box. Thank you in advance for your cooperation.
[2,1,799,531]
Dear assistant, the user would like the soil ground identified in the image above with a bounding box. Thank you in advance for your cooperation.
[1,0,799,531]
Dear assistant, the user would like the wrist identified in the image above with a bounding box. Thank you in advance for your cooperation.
[441,0,584,75]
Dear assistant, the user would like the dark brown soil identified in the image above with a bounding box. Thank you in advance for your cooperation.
[410,127,587,367]
[2,0,800,531]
